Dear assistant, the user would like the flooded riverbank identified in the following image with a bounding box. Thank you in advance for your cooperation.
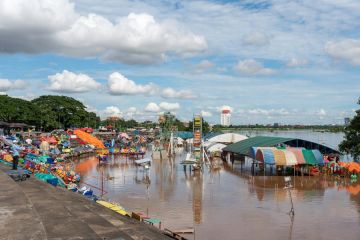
[75,152,359,240]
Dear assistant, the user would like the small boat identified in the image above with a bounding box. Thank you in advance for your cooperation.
[135,158,151,165]
[96,200,129,216]
[135,158,152,169]
[172,228,194,234]
[164,228,191,240]
[181,153,198,165]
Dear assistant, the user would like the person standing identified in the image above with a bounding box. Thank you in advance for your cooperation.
[11,145,20,170]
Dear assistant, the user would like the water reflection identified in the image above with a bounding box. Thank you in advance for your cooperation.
[184,170,203,224]
[75,153,360,240]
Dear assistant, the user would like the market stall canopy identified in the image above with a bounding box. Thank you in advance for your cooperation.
[9,123,30,128]
[74,129,105,149]
[176,131,193,139]
[252,147,324,166]
[176,137,184,145]
[223,136,340,156]
[41,136,57,144]
[207,143,227,153]
[339,162,360,173]
[0,136,17,147]
[0,121,10,127]
[207,133,248,144]
[80,127,93,133]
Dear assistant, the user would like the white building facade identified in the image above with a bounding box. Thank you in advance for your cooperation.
[220,110,231,126]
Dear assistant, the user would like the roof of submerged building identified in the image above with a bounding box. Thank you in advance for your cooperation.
[223,136,340,156]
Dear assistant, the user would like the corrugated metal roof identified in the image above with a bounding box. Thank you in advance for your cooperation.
[223,136,295,156]
[223,135,340,156]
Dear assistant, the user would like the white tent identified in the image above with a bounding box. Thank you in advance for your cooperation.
[206,133,248,144]
[206,143,227,153]
[203,141,214,148]
[176,137,184,145]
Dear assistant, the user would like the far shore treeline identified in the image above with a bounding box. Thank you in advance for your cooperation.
[0,94,355,133]
[0,95,202,132]
[1,94,360,161]
[0,94,349,133]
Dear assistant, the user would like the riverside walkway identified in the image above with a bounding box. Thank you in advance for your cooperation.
[0,164,171,240]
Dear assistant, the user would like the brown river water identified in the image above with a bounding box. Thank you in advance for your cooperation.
[75,151,360,240]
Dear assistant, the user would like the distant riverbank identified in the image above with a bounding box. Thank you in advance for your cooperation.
[217,126,344,133]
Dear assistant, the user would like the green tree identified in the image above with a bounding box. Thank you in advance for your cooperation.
[0,95,39,125]
[31,95,99,131]
[339,98,360,162]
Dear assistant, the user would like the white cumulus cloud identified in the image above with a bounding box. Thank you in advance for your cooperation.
[0,79,28,91]
[0,0,207,64]
[317,108,327,116]
[325,39,360,66]
[287,58,308,67]
[103,106,122,118]
[159,102,180,111]
[127,107,137,113]
[247,108,290,116]
[48,70,100,93]
[201,110,212,117]
[108,72,157,95]
[145,102,180,112]
[193,60,215,74]
[161,87,196,99]
[0,79,14,91]
[242,32,269,46]
[145,102,161,112]
[235,59,275,75]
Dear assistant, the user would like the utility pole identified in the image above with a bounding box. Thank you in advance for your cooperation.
[284,176,295,216]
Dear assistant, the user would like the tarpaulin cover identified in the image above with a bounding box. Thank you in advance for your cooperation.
[312,150,325,165]
[42,136,58,144]
[348,162,360,173]
[253,147,323,166]
[74,129,105,149]
[339,162,360,173]
[302,150,317,165]
[287,148,306,164]
[283,150,298,166]
[273,149,287,165]
[254,147,276,165]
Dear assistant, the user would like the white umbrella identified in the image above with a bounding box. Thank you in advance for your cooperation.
[207,143,227,153]
[207,133,248,144]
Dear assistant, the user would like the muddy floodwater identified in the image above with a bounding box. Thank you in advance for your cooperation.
[75,131,360,240]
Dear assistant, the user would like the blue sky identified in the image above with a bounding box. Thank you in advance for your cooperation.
[0,0,359,125]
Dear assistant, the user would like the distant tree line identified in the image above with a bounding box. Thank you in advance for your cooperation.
[0,95,100,131]
[0,95,210,133]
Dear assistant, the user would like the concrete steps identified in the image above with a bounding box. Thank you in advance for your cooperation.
[0,164,171,240]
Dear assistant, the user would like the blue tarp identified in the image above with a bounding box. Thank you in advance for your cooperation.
[176,131,193,139]
[312,149,325,165]
[252,147,276,165]
[263,149,276,165]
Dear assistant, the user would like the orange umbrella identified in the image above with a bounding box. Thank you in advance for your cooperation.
[74,129,105,149]
[338,161,348,168]
[347,162,360,173]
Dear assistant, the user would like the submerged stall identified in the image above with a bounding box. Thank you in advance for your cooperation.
[252,147,324,166]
